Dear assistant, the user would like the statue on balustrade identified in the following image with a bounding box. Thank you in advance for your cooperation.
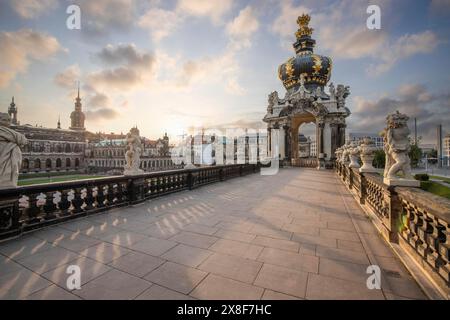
[382,111,419,187]
[0,113,28,189]
[124,126,144,175]
[340,141,351,164]
[348,141,360,168]
[358,137,378,173]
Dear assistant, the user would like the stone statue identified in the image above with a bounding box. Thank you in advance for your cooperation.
[268,91,279,114]
[340,141,351,164]
[348,141,360,168]
[382,111,419,187]
[0,113,28,189]
[124,126,144,175]
[359,137,378,173]
[328,82,336,100]
[336,84,350,109]
[334,146,343,162]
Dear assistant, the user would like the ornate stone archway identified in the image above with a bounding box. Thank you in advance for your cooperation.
[263,14,351,168]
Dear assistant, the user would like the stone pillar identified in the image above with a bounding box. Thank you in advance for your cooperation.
[267,127,272,156]
[283,125,291,162]
[339,124,347,147]
[330,122,339,160]
[317,122,325,156]
[277,126,285,160]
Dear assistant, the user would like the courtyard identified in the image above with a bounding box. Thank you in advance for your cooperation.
[0,168,427,300]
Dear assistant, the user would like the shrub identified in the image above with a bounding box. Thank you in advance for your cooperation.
[414,173,429,181]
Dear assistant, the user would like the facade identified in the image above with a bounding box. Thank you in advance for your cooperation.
[346,132,384,148]
[444,134,450,166]
[263,14,351,168]
[4,92,175,175]
[6,95,87,174]
[85,133,180,173]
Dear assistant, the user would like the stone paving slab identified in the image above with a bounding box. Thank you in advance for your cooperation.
[0,168,428,300]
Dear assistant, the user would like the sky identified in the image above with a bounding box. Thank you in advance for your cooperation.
[0,0,449,144]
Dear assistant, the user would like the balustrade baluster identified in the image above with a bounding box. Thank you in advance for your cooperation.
[96,185,106,208]
[26,193,41,224]
[43,191,57,220]
[84,186,95,211]
[59,190,71,216]
[71,188,84,214]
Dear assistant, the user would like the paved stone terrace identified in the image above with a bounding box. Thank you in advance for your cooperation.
[0,168,427,300]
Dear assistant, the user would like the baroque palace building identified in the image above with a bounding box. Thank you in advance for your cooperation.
[5,89,177,175]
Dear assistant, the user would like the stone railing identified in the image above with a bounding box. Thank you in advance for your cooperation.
[0,164,259,241]
[335,161,450,298]
[291,158,318,168]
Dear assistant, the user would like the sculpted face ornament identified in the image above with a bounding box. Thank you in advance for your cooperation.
[382,111,419,187]
[0,112,28,189]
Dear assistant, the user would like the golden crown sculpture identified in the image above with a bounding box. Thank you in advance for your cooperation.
[295,14,313,38]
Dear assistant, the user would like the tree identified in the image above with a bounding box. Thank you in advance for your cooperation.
[428,149,438,165]
[373,149,385,169]
[409,138,422,168]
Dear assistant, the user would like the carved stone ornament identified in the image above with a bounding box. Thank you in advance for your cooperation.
[0,112,28,189]
[358,137,378,173]
[382,111,419,187]
[340,141,351,164]
[124,127,144,175]
[334,146,343,163]
[348,141,360,168]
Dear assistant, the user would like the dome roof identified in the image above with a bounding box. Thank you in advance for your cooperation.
[278,14,332,91]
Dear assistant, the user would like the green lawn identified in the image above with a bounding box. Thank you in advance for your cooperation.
[430,175,450,184]
[18,175,102,186]
[420,181,450,200]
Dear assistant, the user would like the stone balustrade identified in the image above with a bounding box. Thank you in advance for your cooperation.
[335,160,450,298]
[0,164,259,241]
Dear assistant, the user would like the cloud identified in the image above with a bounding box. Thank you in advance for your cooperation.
[87,44,155,91]
[54,65,81,89]
[270,0,440,75]
[349,83,450,142]
[138,8,182,42]
[176,0,233,24]
[73,0,136,38]
[88,92,110,109]
[429,0,450,15]
[226,6,259,50]
[9,0,58,19]
[96,44,154,69]
[0,28,63,88]
[86,108,120,121]
[367,31,440,76]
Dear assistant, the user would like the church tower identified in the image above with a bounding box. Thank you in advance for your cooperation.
[8,96,18,125]
[69,83,85,131]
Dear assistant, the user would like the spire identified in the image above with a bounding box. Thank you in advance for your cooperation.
[77,81,80,99]
[57,115,61,129]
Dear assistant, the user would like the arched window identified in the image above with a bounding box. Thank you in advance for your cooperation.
[65,144,71,153]
[75,158,80,167]
[34,159,41,169]
[22,159,29,169]
[56,158,62,168]
[46,159,52,169]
